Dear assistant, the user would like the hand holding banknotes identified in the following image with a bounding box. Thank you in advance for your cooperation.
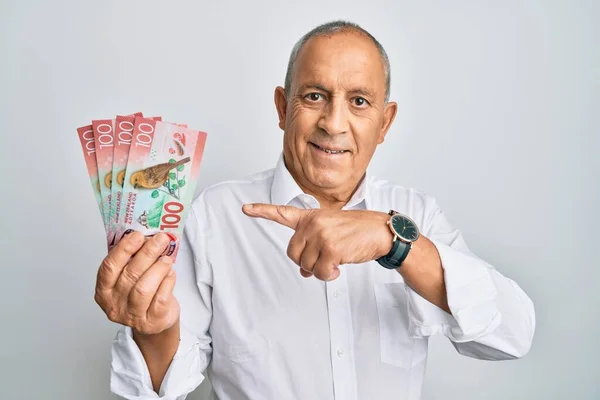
[94,231,179,335]
[94,230,181,393]
[78,111,207,392]
[79,111,206,331]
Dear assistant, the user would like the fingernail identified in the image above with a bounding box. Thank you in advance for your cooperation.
[160,256,173,264]
[155,233,169,246]
[128,231,143,244]
[244,204,254,209]
[168,269,175,277]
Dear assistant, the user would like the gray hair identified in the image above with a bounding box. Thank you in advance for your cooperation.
[284,20,391,104]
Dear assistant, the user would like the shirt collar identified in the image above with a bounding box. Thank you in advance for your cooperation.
[270,152,372,209]
[270,153,304,206]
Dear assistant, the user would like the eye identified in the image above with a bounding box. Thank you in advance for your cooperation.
[352,97,369,107]
[305,93,323,102]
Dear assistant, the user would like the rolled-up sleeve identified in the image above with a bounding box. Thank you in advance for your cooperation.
[110,197,214,399]
[406,196,536,360]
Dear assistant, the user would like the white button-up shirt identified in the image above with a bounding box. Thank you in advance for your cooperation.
[110,153,535,400]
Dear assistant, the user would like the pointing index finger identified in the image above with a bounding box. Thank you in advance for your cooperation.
[242,203,304,230]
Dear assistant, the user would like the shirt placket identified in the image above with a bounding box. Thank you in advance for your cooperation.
[297,194,359,400]
[325,272,358,400]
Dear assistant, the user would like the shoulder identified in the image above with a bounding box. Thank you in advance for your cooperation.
[367,175,443,232]
[368,175,438,210]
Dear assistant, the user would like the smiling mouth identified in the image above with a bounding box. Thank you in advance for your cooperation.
[310,142,349,154]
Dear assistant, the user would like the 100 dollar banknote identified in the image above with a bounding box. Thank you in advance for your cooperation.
[109,115,162,245]
[77,124,104,221]
[115,117,207,259]
[92,112,142,235]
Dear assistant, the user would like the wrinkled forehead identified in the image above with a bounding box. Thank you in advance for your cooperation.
[292,32,386,99]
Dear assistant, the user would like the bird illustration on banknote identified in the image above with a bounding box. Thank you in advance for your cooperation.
[104,172,112,189]
[130,157,191,189]
[116,170,126,187]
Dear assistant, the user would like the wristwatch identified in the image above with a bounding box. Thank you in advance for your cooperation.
[376,210,420,269]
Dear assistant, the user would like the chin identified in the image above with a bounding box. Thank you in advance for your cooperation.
[307,169,347,189]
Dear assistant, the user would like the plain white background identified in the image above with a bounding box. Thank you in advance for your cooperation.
[1,0,598,399]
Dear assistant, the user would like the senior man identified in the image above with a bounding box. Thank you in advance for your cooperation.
[97,20,535,400]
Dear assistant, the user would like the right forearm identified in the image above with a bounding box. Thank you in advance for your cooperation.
[133,320,181,394]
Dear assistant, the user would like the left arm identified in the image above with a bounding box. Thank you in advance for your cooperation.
[398,197,535,360]
[394,235,451,314]
[242,201,536,360]
[370,211,452,314]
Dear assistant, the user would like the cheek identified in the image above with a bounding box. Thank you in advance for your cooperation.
[288,107,319,144]
[352,119,381,153]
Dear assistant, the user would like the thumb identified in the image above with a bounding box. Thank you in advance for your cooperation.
[242,203,306,229]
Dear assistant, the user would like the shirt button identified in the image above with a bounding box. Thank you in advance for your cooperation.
[337,348,345,357]
[333,291,341,299]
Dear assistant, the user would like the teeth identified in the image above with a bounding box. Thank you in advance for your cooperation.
[315,144,345,154]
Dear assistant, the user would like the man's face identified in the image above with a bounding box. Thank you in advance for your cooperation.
[275,31,397,200]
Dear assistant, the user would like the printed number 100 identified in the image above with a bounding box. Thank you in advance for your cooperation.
[160,201,184,230]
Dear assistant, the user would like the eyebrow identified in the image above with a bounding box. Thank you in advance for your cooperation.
[348,87,376,99]
[299,84,331,94]
[298,84,376,99]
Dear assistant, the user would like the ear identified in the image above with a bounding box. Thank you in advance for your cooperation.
[377,101,398,144]
[274,86,288,131]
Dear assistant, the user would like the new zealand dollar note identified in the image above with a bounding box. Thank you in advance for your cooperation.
[116,117,207,259]
[91,112,142,244]
[109,115,162,245]
[77,124,104,223]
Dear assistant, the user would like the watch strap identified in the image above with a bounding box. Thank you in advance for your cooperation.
[376,238,411,269]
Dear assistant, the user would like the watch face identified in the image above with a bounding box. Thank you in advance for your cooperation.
[391,214,419,241]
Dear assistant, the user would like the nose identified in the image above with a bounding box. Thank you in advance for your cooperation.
[317,96,349,136]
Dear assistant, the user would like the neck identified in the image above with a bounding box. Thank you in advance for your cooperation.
[284,156,365,210]
[303,182,364,210]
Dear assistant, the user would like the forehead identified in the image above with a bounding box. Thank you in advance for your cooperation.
[293,32,386,95]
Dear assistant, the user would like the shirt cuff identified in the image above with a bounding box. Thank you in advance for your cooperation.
[406,238,502,343]
[110,324,205,400]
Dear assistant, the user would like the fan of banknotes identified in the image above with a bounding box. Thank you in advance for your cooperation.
[77,112,207,260]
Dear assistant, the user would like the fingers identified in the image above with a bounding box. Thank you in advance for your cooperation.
[293,238,340,281]
[288,231,315,278]
[288,233,339,281]
[287,233,306,266]
[299,239,320,274]
[94,230,180,335]
[114,233,171,293]
[148,268,177,323]
[299,268,313,278]
[242,204,305,230]
[313,250,340,281]
[96,231,145,291]
[127,256,174,317]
